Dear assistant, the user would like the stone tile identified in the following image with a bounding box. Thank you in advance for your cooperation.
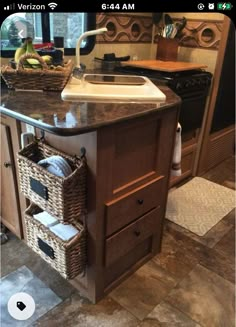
[197,245,235,284]
[34,294,139,327]
[145,260,177,289]
[138,321,199,327]
[163,224,208,256]
[222,209,235,227]
[152,230,198,283]
[141,301,201,326]
[137,319,161,327]
[166,264,235,327]
[1,266,62,327]
[165,217,233,248]
[1,233,76,300]
[139,321,197,327]
[164,225,235,284]
[110,261,173,320]
[1,234,28,277]
[214,227,235,259]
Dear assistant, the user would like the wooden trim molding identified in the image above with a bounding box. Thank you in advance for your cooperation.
[203,125,235,171]
[196,17,232,174]
[96,13,223,50]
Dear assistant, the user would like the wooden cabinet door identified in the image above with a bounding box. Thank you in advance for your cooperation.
[1,123,22,238]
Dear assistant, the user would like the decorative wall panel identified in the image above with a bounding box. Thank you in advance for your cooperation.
[169,19,223,50]
[96,13,153,43]
[96,14,223,50]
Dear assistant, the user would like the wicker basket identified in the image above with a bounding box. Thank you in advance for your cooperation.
[25,204,86,279]
[17,140,87,223]
[1,53,73,91]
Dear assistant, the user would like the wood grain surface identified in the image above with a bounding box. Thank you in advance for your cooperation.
[121,60,207,72]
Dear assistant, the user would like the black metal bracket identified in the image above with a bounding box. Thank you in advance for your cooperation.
[80,147,86,158]
[40,129,45,141]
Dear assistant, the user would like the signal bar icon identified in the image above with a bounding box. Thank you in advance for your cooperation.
[4,3,15,10]
[48,2,58,10]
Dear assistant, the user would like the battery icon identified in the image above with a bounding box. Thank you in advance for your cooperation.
[217,2,233,10]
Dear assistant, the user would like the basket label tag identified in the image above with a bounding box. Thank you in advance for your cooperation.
[30,177,48,200]
[38,237,55,259]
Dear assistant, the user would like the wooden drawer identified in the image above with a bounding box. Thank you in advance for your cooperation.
[105,177,164,236]
[105,207,161,267]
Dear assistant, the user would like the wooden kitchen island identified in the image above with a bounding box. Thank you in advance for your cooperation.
[0,85,181,303]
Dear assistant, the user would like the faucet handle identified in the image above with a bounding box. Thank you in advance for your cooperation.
[72,66,85,80]
[80,63,86,71]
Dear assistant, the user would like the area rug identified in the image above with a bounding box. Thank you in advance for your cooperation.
[166,177,235,236]
[0,265,62,327]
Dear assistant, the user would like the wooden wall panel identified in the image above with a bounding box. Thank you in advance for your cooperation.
[96,13,223,50]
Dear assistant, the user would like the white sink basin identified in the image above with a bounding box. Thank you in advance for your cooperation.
[61,74,166,102]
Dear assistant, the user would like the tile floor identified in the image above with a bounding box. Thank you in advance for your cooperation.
[1,266,61,327]
[1,156,235,327]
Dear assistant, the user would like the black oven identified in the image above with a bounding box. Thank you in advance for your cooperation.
[115,66,212,134]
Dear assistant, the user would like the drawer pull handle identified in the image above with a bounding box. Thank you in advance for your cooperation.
[137,199,143,205]
[4,161,11,168]
[134,230,141,237]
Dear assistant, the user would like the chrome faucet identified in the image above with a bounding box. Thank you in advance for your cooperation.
[73,27,107,79]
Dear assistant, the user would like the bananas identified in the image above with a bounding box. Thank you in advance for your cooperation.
[14,38,53,68]
[26,56,52,66]
[42,55,52,64]
[25,38,37,55]
[26,58,40,65]
[24,38,41,67]
[14,43,27,63]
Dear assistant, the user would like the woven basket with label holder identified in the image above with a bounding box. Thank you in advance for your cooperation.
[17,140,87,223]
[25,203,86,279]
[1,53,73,91]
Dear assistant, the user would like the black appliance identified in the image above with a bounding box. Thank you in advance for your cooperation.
[115,66,212,134]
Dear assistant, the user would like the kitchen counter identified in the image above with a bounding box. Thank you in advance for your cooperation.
[0,86,180,136]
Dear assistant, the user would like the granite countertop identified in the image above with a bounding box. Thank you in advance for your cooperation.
[0,85,180,136]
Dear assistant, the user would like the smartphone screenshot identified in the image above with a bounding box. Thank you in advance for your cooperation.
[0,1,235,326]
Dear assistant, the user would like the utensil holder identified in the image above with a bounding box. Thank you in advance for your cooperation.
[156,37,179,61]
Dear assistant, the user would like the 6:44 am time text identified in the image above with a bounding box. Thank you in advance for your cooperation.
[101,3,135,10]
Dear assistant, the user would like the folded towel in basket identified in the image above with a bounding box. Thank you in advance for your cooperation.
[49,223,79,241]
[33,211,58,227]
[38,155,72,177]
[171,123,182,177]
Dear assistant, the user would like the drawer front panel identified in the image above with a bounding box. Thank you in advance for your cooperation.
[106,177,164,236]
[104,237,152,287]
[105,207,161,267]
